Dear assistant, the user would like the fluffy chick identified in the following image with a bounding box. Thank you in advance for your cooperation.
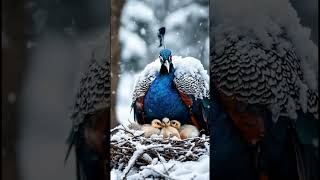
[170,120,199,139]
[141,119,162,138]
[161,118,181,139]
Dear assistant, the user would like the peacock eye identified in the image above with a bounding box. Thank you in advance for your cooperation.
[169,56,172,62]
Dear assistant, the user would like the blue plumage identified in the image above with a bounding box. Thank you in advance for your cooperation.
[143,68,191,124]
[159,48,172,60]
[132,27,209,133]
[132,49,209,133]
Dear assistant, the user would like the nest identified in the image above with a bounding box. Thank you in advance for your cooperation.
[110,125,210,179]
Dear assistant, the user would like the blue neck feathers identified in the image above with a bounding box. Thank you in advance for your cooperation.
[143,69,191,124]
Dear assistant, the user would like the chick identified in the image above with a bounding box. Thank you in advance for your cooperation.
[170,120,199,139]
[141,119,162,138]
[161,117,181,139]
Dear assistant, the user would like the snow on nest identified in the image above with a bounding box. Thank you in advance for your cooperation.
[133,56,210,100]
[213,0,318,90]
[111,155,209,180]
[110,124,210,180]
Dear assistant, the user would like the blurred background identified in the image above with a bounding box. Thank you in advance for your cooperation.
[115,0,209,125]
[1,0,318,180]
[2,0,109,180]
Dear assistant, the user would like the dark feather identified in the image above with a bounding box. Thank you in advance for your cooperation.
[64,128,77,164]
[133,96,145,124]
[158,27,166,47]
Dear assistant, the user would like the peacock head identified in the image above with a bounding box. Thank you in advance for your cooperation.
[159,48,173,74]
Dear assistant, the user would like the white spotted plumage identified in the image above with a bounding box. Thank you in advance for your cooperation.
[71,58,111,131]
[212,0,318,121]
[132,56,209,104]
[212,30,318,121]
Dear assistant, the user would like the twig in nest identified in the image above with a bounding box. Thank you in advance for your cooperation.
[120,144,165,180]
[156,151,169,176]
[121,124,135,136]
[111,128,210,176]
[141,166,177,180]
[167,164,175,172]
[110,126,122,134]
[120,148,144,180]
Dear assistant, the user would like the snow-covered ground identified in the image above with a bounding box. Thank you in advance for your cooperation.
[111,155,209,180]
[110,126,210,180]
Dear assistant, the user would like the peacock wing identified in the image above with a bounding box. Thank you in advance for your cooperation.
[172,56,210,134]
[131,59,160,123]
[66,50,110,180]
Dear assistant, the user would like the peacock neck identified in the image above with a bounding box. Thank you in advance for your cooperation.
[144,65,190,123]
[160,64,175,75]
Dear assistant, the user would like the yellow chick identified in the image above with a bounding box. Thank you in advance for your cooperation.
[141,119,162,138]
[161,118,181,139]
[170,120,199,140]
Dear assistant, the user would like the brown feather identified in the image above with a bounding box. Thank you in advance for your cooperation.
[218,90,265,145]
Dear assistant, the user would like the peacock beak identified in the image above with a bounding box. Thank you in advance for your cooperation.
[164,60,170,72]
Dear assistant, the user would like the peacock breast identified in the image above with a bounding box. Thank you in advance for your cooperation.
[144,72,190,123]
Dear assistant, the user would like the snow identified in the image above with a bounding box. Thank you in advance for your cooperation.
[111,155,210,180]
[173,56,209,88]
[111,125,210,180]
[213,0,318,91]
[121,0,156,31]
[120,28,147,61]
[116,73,139,125]
[132,56,209,102]
[134,56,209,87]
[124,155,209,180]
[117,0,209,125]
[121,145,145,179]
[164,4,208,30]
[140,28,146,35]
[119,0,209,72]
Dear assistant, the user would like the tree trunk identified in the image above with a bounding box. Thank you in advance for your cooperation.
[2,0,27,180]
[110,0,125,129]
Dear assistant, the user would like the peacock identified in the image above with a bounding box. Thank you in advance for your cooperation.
[210,0,318,179]
[65,48,110,180]
[132,27,210,134]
